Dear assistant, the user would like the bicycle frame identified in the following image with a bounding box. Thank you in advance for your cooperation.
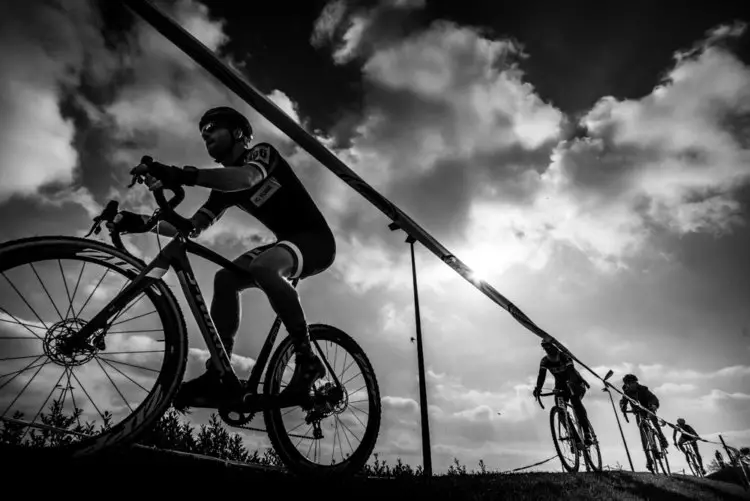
[538,389,586,442]
[68,232,288,397]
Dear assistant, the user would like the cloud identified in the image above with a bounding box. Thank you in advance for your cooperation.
[312,18,750,294]
[312,0,427,65]
[0,0,113,207]
[654,382,698,394]
[311,18,564,291]
[188,347,255,373]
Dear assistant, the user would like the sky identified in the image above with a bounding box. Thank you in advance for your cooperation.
[1,0,749,475]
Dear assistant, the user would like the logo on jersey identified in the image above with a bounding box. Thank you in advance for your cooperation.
[250,177,281,207]
[249,144,271,165]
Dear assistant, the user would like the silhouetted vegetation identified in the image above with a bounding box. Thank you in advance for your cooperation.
[3,400,750,501]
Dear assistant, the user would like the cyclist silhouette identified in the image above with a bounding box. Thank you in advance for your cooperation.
[620,373,669,470]
[673,417,705,475]
[532,340,593,444]
[109,106,335,409]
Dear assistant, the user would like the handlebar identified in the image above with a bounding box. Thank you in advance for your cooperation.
[84,155,194,254]
[534,388,563,410]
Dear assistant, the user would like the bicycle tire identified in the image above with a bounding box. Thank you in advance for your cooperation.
[685,451,701,477]
[582,422,603,472]
[647,427,670,476]
[0,236,187,459]
[550,406,579,472]
[641,424,657,474]
[263,323,381,476]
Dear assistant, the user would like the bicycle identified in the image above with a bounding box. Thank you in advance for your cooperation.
[536,386,602,473]
[0,162,382,476]
[623,408,671,476]
[677,439,704,478]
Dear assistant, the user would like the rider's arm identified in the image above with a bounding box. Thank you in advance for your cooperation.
[672,427,678,442]
[535,364,547,391]
[135,190,223,239]
[190,164,265,192]
[619,392,628,411]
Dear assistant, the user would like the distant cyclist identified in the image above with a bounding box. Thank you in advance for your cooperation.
[620,373,669,470]
[532,340,593,444]
[673,417,706,475]
[110,106,335,409]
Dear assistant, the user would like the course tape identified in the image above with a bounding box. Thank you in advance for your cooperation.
[502,455,559,474]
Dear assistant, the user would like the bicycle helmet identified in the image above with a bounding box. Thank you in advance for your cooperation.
[199,106,253,140]
[622,373,638,384]
[541,339,557,351]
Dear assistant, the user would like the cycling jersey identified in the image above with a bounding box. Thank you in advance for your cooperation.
[536,352,585,390]
[620,383,659,410]
[674,423,699,442]
[191,142,335,279]
[195,142,332,239]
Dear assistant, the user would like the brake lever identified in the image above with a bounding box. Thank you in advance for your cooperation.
[127,172,145,188]
[84,200,119,238]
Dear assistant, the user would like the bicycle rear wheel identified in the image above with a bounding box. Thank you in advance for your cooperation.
[263,323,381,476]
[648,429,670,476]
[685,451,701,477]
[0,236,187,459]
[550,406,580,472]
[582,422,602,472]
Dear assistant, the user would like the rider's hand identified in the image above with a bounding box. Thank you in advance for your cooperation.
[131,160,197,189]
[106,211,150,234]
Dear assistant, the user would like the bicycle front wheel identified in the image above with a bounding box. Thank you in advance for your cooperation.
[550,406,580,472]
[0,236,187,459]
[263,323,381,476]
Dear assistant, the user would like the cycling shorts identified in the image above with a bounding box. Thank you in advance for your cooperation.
[244,231,335,280]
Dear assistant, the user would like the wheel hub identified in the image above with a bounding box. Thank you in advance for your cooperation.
[44,318,100,366]
[305,382,348,423]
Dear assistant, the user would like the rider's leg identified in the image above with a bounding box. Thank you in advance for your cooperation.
[692,441,704,469]
[569,384,593,441]
[173,246,273,407]
[649,411,668,448]
[245,244,326,397]
[638,422,654,471]
[209,248,270,361]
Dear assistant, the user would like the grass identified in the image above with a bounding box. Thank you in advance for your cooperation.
[3,446,749,501]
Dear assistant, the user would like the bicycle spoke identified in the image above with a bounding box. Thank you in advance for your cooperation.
[66,368,82,429]
[75,267,111,319]
[65,261,86,319]
[103,350,164,356]
[69,369,105,422]
[95,358,133,413]
[342,372,362,387]
[336,415,358,450]
[107,329,163,335]
[0,307,44,341]
[1,362,47,418]
[2,272,49,330]
[97,357,159,373]
[348,403,369,422]
[109,309,157,327]
[29,262,65,324]
[0,357,47,391]
[99,358,150,393]
[293,423,313,449]
[20,367,67,443]
[58,259,74,318]
[334,414,362,444]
